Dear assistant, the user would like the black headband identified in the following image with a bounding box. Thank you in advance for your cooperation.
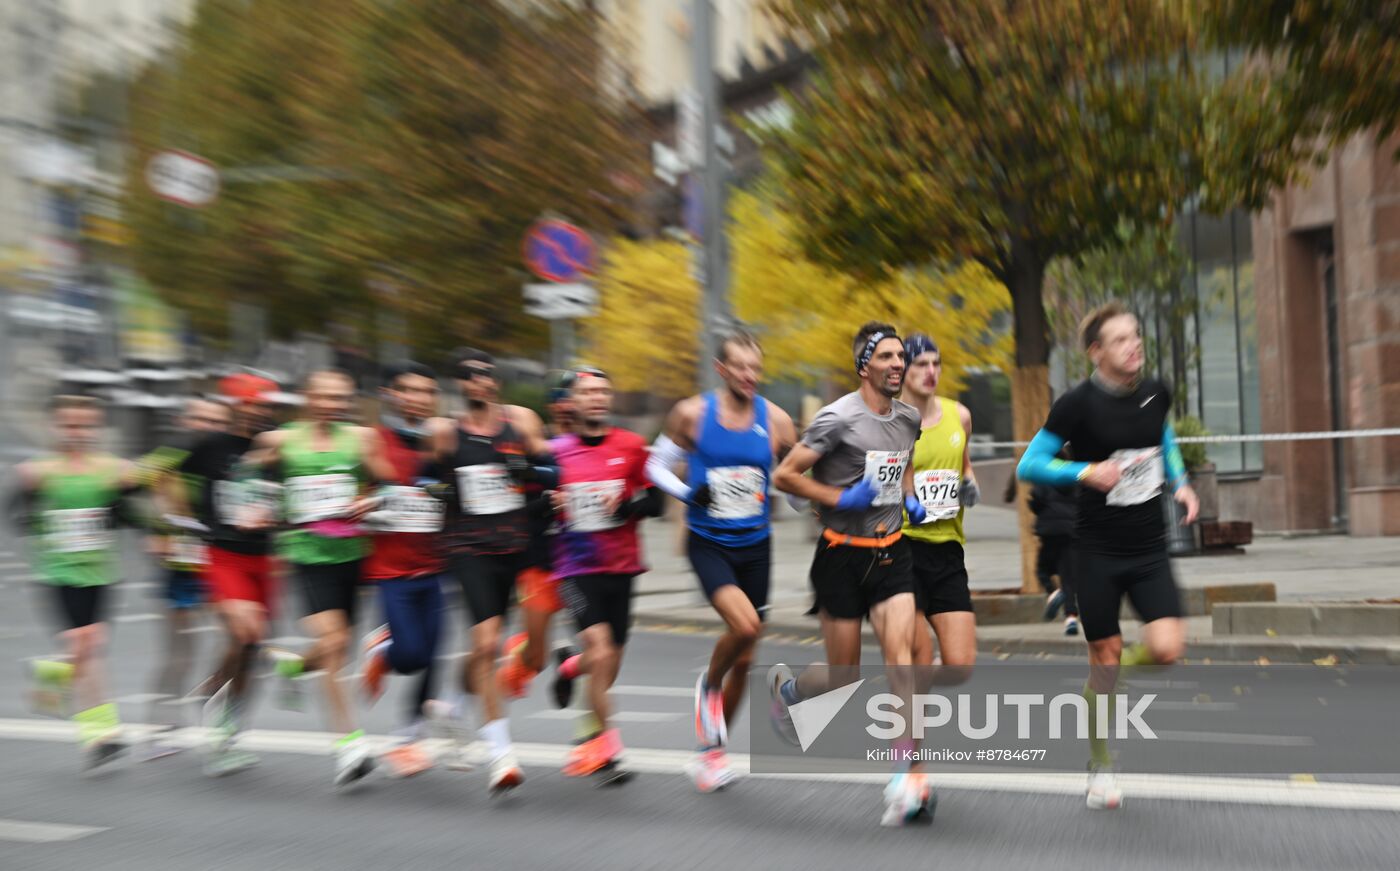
[855,331,901,375]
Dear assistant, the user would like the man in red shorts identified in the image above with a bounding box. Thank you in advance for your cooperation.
[175,372,281,775]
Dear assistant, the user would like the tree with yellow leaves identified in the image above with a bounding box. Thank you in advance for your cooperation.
[583,187,1011,401]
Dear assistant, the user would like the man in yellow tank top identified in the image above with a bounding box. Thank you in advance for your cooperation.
[900,334,980,674]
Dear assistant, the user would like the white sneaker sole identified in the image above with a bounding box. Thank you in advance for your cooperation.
[1087,791,1123,810]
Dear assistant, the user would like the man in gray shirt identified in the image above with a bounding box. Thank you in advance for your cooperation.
[771,321,931,826]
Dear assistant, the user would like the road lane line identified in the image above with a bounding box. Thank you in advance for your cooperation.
[528,709,683,723]
[0,718,1396,812]
[0,818,109,843]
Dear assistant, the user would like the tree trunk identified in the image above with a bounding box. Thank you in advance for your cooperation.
[1007,250,1051,594]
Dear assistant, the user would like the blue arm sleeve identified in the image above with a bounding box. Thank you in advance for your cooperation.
[1162,424,1188,492]
[1016,429,1091,487]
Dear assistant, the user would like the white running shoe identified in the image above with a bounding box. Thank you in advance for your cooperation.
[766,663,800,747]
[1064,616,1081,636]
[423,699,474,771]
[333,735,375,788]
[1086,764,1123,810]
[881,772,934,827]
[685,747,737,794]
[488,750,524,794]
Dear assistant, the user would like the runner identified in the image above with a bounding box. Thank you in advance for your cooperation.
[426,349,555,794]
[498,371,573,703]
[139,396,230,760]
[175,374,280,776]
[769,321,932,826]
[547,366,661,784]
[646,329,797,792]
[360,361,448,778]
[245,368,396,788]
[1016,301,1198,810]
[12,395,142,772]
[1030,452,1081,635]
[899,333,980,675]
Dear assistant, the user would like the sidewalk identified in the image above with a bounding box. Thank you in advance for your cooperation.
[633,503,1400,663]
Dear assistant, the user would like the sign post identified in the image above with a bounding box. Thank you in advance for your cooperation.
[523,220,596,371]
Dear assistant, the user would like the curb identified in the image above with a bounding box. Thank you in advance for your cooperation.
[632,610,1400,665]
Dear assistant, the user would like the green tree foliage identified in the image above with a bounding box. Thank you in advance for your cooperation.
[124,0,641,358]
[1208,0,1400,149]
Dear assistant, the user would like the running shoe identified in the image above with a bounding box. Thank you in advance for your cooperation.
[498,633,538,700]
[488,750,524,794]
[881,771,934,827]
[264,647,308,712]
[694,674,728,748]
[551,643,579,709]
[423,699,473,771]
[25,657,73,719]
[360,625,392,704]
[1086,764,1123,810]
[685,746,737,793]
[766,663,800,747]
[1044,589,1065,621]
[82,739,128,774]
[204,747,259,777]
[333,734,376,788]
[381,742,434,779]
[1064,616,1080,636]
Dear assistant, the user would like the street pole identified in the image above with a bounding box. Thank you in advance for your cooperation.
[692,0,730,391]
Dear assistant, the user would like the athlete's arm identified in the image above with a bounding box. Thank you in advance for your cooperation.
[1016,429,1092,487]
[663,397,701,453]
[357,426,397,486]
[767,401,798,463]
[958,403,980,507]
[773,444,846,508]
[1162,423,1199,524]
[647,398,703,503]
[243,429,287,472]
[511,406,553,458]
[6,461,41,535]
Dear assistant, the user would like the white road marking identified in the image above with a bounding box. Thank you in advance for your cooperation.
[1151,730,1315,747]
[114,613,162,624]
[0,818,109,843]
[178,624,222,635]
[528,709,683,723]
[611,685,693,698]
[0,717,1396,812]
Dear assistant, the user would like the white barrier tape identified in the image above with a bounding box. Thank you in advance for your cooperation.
[978,427,1400,451]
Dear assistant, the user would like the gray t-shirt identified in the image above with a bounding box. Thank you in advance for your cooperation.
[801,392,921,536]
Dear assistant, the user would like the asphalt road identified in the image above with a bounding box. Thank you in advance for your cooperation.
[2,469,1400,869]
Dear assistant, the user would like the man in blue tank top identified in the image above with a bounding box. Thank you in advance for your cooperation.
[648,329,797,792]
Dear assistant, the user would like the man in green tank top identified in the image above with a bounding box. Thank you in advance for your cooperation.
[12,395,141,772]
[900,334,981,672]
[245,369,395,788]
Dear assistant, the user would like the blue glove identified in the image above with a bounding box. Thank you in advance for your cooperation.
[904,493,927,525]
[835,477,878,512]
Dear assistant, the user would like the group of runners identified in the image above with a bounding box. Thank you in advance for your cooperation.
[10,300,1197,827]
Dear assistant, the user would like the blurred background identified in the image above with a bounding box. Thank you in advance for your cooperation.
[0,0,1397,556]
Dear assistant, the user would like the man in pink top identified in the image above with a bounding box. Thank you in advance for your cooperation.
[548,367,663,784]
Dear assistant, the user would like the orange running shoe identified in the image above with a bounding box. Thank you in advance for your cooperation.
[381,742,434,779]
[497,633,538,699]
[360,625,392,703]
[563,734,610,777]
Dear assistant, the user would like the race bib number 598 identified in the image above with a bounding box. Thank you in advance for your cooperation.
[863,451,910,506]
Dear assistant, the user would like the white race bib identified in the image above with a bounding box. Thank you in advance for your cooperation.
[375,486,444,533]
[565,480,625,533]
[169,534,208,567]
[913,468,961,521]
[863,450,910,506]
[705,466,766,520]
[285,474,358,524]
[456,464,525,516]
[214,480,243,527]
[1106,447,1165,507]
[45,508,113,553]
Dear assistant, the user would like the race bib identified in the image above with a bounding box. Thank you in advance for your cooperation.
[864,450,910,506]
[214,480,243,527]
[285,474,358,524]
[1106,447,1165,507]
[564,480,625,533]
[706,466,766,520]
[169,534,208,567]
[456,464,525,516]
[375,486,444,533]
[45,508,113,553]
[913,468,961,521]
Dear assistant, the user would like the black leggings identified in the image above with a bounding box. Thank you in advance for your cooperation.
[1036,534,1078,617]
